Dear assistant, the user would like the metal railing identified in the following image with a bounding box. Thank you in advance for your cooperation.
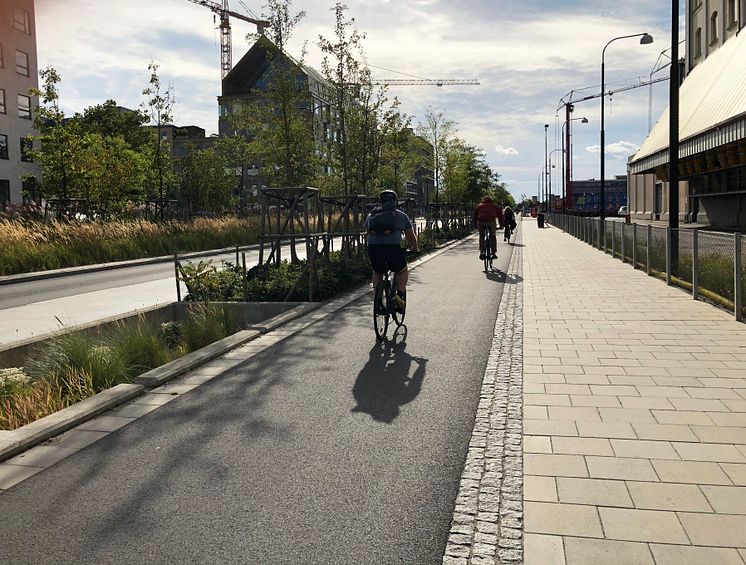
[548,214,745,322]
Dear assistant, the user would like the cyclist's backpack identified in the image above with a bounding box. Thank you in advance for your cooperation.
[368,200,397,234]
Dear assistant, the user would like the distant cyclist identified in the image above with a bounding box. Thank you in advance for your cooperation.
[365,190,419,312]
[473,196,503,260]
[503,205,516,241]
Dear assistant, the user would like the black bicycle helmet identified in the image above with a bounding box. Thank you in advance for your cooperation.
[379,189,398,203]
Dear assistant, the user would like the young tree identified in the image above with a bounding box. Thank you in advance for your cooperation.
[226,0,318,189]
[141,62,175,219]
[29,67,75,209]
[318,2,365,195]
[416,106,455,206]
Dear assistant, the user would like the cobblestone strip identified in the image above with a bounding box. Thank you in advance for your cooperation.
[443,232,524,565]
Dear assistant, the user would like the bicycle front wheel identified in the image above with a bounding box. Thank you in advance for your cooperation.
[374,283,389,340]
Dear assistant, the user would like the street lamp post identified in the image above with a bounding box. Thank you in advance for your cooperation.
[600,32,654,220]
[562,116,588,211]
[548,148,562,211]
[544,124,549,211]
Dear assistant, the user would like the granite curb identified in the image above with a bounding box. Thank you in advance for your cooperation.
[443,227,524,564]
[0,383,143,462]
[0,243,261,286]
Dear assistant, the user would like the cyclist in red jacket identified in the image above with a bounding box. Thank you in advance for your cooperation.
[473,196,503,260]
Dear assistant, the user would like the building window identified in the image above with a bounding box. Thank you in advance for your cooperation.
[0,180,10,208]
[695,28,702,56]
[22,176,40,204]
[0,89,5,114]
[710,11,719,43]
[13,8,31,34]
[17,94,31,119]
[16,50,29,76]
[727,0,737,26]
[0,134,8,160]
[20,137,33,162]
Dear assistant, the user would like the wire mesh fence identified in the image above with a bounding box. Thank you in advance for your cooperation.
[546,214,745,322]
[698,231,735,304]
[674,229,694,285]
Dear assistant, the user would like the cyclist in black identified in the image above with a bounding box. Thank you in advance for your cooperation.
[503,205,516,241]
[365,190,419,312]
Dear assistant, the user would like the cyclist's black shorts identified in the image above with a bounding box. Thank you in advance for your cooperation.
[367,244,406,275]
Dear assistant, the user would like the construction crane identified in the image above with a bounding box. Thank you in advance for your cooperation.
[186,0,270,79]
[369,79,480,87]
[556,75,670,210]
[557,75,669,109]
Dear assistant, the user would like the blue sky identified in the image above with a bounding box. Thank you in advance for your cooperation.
[36,0,680,201]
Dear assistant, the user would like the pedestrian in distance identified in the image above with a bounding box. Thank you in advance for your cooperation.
[473,196,502,260]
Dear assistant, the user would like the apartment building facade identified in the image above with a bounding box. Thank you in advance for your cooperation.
[0,0,39,207]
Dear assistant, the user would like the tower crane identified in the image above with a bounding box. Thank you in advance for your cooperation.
[369,79,480,87]
[186,0,270,79]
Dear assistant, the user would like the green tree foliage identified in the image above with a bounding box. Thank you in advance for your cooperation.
[176,145,237,215]
[74,100,152,153]
[441,140,514,207]
[318,2,365,195]
[29,67,149,217]
[377,108,418,195]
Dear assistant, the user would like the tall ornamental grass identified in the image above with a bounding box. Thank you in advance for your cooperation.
[0,216,260,276]
[0,306,240,430]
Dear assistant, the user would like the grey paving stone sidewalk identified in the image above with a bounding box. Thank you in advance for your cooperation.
[522,219,746,565]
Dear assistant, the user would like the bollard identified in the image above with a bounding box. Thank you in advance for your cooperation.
[666,227,672,285]
[735,233,743,322]
[174,253,181,302]
[692,229,699,301]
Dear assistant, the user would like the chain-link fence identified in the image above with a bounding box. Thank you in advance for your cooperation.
[547,214,745,322]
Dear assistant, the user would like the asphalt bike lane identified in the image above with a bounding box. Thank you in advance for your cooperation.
[0,236,513,564]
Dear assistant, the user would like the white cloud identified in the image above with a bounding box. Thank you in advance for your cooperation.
[495,145,519,156]
[34,0,669,201]
[606,140,640,155]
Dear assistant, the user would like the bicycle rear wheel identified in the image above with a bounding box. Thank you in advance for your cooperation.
[374,281,390,340]
[483,238,491,271]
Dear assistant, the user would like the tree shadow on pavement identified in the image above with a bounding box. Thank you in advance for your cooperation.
[351,328,428,424]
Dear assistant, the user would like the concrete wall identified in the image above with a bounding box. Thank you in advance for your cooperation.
[628,173,689,222]
[0,302,305,369]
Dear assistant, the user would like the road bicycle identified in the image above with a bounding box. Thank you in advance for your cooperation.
[373,268,406,340]
[482,227,495,272]
[504,221,514,243]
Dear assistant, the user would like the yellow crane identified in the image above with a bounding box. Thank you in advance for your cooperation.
[186,0,269,79]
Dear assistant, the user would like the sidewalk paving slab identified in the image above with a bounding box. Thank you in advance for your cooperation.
[520,219,746,565]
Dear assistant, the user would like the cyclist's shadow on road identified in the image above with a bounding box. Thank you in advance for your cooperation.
[351,328,428,424]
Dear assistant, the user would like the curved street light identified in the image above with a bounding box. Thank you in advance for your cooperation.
[600,32,653,220]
